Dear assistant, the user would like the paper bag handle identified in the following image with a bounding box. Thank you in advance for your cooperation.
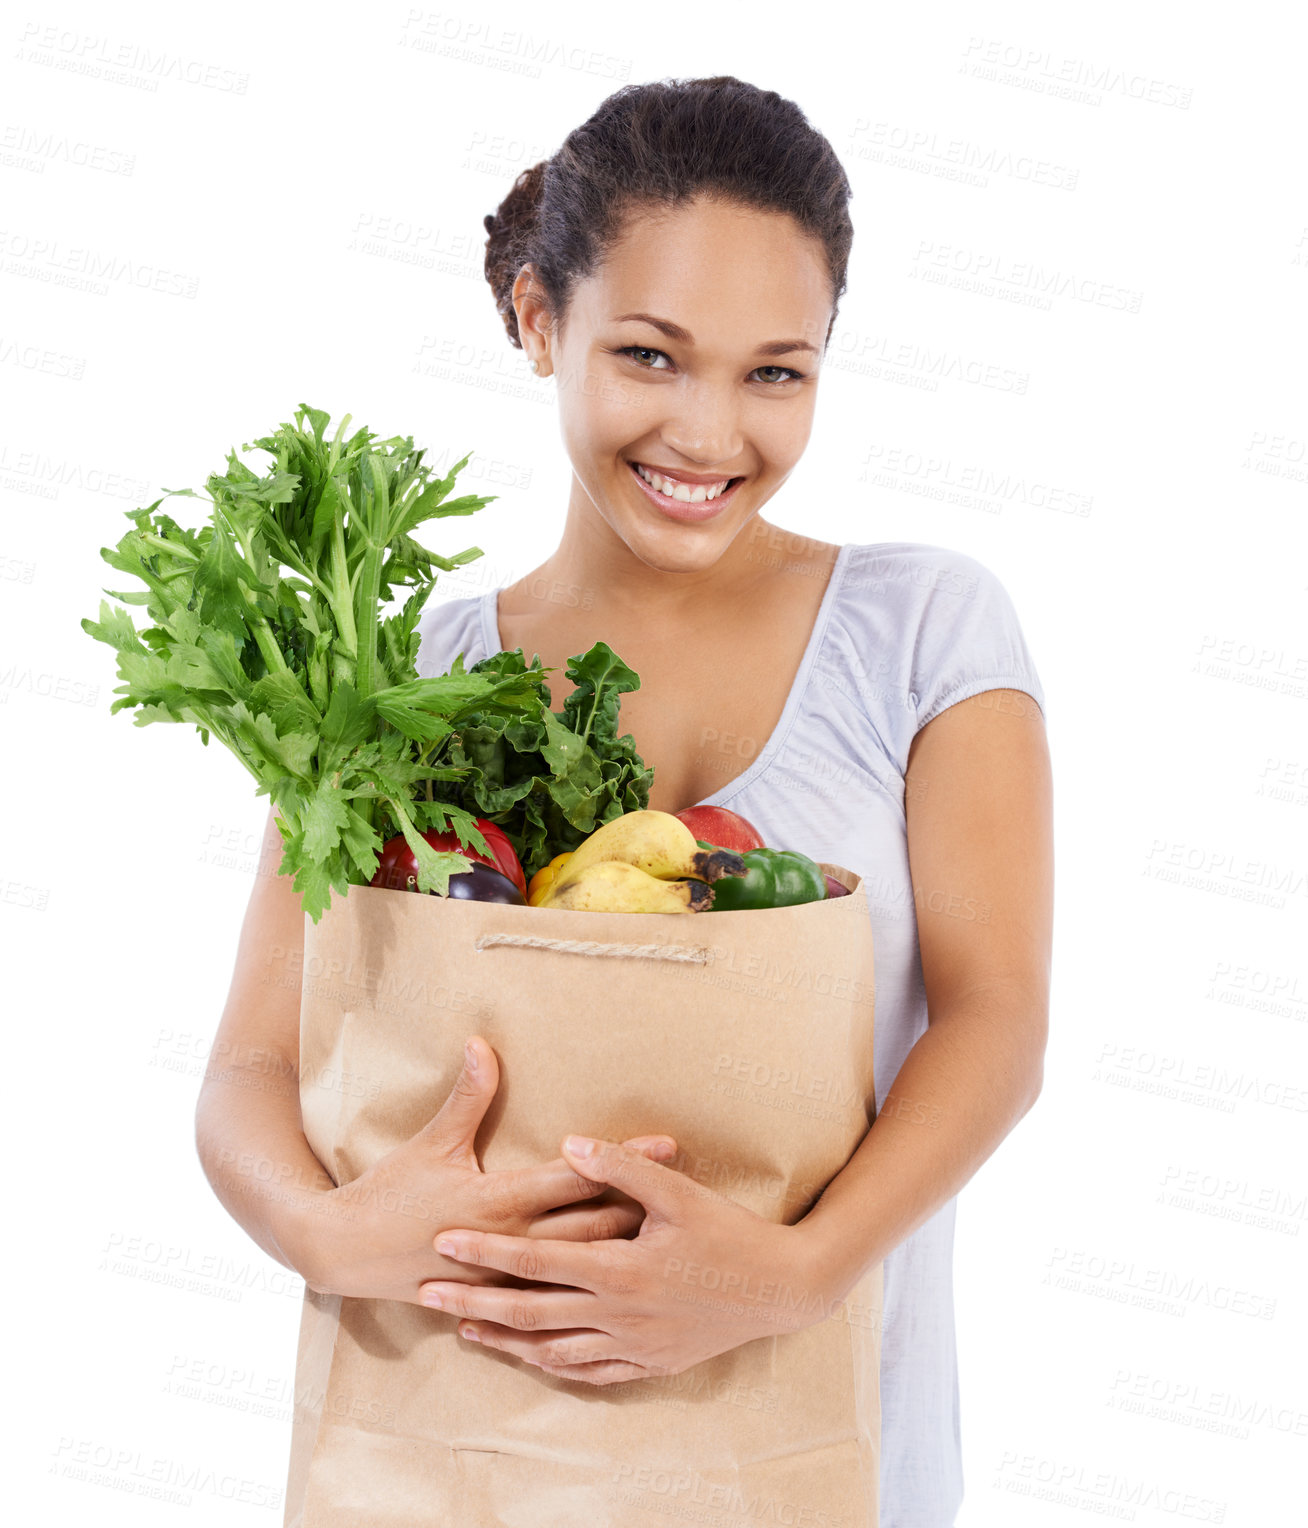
[474,932,711,964]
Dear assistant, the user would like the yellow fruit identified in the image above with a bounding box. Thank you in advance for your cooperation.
[527,852,574,906]
[537,858,714,914]
[555,809,744,886]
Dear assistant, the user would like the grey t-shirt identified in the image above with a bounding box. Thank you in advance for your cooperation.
[415,540,1047,1528]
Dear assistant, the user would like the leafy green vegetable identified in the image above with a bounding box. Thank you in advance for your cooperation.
[81,404,651,921]
[428,642,653,877]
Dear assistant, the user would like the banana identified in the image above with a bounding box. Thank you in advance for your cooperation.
[537,858,715,914]
[557,809,745,885]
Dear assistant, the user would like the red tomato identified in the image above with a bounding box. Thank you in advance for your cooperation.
[371,818,527,897]
[673,804,767,853]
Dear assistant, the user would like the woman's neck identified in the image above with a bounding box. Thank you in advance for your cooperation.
[534,496,785,624]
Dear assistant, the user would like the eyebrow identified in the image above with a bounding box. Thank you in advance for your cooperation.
[610,312,819,357]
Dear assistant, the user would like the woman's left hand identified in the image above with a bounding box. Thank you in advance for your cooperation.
[416,1134,835,1386]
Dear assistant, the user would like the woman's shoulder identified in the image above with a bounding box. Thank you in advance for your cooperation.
[828,539,1046,742]
[414,585,490,679]
[838,539,1005,601]
[835,539,1031,638]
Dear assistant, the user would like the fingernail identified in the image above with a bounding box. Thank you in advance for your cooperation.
[422,1292,445,1309]
[564,1135,596,1157]
[459,1324,480,1342]
[653,1142,675,1160]
[436,1238,458,1256]
[464,1040,478,1071]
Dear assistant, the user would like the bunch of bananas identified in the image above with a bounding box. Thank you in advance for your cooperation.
[527,810,746,914]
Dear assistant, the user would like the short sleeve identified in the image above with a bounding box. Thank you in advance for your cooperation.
[414,594,483,680]
[909,551,1046,732]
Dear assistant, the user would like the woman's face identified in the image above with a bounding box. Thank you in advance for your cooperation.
[514,196,833,576]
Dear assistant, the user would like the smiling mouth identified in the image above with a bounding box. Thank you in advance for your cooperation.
[625,460,745,503]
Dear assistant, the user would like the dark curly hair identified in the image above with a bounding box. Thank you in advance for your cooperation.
[482,76,853,352]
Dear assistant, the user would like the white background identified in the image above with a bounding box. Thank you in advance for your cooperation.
[3,0,1305,1522]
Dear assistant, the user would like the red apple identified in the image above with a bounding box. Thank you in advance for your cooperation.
[674,804,767,854]
[823,874,850,899]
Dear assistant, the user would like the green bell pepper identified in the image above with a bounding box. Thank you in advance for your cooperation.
[695,842,829,911]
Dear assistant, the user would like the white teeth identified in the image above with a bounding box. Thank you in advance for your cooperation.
[635,462,734,503]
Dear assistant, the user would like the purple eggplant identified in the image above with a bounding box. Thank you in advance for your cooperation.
[441,860,527,905]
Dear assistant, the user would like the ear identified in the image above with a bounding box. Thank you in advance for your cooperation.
[512,264,554,374]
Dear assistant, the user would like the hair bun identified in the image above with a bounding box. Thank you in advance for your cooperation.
[483,160,549,349]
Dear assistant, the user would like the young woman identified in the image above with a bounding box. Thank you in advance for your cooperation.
[198,77,1052,1528]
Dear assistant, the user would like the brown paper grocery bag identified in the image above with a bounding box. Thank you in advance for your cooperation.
[285,863,882,1528]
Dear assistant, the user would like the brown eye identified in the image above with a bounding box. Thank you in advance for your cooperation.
[617,345,671,369]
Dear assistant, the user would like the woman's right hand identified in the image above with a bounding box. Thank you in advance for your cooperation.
[294,1035,677,1304]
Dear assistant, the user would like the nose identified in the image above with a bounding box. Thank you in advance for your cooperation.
[658,376,745,469]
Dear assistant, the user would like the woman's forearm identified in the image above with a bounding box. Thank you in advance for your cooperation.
[193,1040,335,1276]
[798,977,1047,1303]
